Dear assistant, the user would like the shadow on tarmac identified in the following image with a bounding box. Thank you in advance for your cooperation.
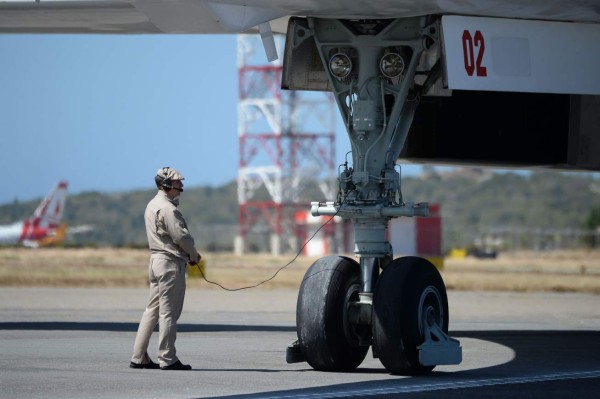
[0,321,295,333]
[197,330,600,399]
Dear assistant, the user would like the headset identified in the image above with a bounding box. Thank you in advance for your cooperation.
[159,166,173,190]
[158,166,184,192]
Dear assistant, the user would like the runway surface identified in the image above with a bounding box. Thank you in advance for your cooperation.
[0,287,599,398]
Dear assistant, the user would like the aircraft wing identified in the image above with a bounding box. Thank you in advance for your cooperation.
[2,0,600,171]
[1,0,600,34]
[0,0,287,34]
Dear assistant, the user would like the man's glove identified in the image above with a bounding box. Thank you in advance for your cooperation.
[189,251,202,266]
[188,257,206,277]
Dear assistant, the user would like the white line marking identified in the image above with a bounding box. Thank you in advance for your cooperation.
[261,370,600,398]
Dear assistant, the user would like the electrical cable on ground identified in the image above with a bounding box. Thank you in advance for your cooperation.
[192,197,347,291]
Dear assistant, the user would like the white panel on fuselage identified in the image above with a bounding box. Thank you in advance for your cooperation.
[0,222,23,245]
[442,15,600,95]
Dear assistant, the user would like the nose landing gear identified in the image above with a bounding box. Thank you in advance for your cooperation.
[284,16,462,374]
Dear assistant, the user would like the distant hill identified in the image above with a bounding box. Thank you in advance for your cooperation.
[1,170,598,251]
[402,169,600,250]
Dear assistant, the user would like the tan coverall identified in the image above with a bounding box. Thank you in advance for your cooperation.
[131,190,200,367]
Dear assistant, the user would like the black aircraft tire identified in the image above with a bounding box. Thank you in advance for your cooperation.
[372,256,449,375]
[296,255,369,371]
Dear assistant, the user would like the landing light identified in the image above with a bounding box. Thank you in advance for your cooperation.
[329,53,352,79]
[380,53,404,78]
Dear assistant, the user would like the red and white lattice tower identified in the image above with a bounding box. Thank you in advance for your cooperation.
[234,34,337,255]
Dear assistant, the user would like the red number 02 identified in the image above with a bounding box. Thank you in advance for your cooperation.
[462,30,487,77]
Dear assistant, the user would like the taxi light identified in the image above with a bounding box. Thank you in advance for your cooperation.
[380,52,404,78]
[329,53,352,79]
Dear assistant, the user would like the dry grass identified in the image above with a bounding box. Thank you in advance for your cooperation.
[443,250,600,294]
[0,247,599,293]
[0,247,315,290]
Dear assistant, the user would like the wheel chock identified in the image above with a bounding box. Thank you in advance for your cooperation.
[286,340,306,364]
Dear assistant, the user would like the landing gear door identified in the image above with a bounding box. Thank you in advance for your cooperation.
[281,17,332,92]
[441,15,600,95]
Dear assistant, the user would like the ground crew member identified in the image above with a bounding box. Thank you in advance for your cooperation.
[130,167,201,370]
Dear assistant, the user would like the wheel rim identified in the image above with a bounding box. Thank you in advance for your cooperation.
[417,285,445,336]
[342,282,362,345]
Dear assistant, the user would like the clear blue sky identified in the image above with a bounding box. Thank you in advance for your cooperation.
[0,33,428,205]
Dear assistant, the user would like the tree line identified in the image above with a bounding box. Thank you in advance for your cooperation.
[1,169,599,251]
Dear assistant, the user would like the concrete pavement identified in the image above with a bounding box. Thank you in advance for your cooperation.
[0,287,599,398]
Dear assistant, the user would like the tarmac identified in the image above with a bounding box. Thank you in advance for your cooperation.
[0,287,599,398]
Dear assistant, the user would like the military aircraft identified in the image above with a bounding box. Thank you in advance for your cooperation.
[2,0,599,375]
[0,181,68,247]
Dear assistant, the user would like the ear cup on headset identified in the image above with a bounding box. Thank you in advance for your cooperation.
[160,167,172,190]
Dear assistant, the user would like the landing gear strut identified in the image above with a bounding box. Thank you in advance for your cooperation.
[284,16,462,373]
